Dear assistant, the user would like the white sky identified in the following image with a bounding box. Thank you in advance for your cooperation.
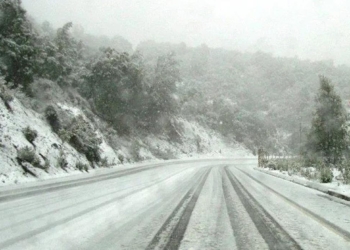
[22,0,350,65]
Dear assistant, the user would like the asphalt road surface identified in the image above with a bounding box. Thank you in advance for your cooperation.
[0,158,350,249]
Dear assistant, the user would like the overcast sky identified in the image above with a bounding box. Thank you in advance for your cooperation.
[22,0,350,65]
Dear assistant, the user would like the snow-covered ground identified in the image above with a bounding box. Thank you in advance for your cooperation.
[258,166,350,198]
[231,164,350,250]
[0,98,91,186]
[1,159,349,249]
[0,89,251,187]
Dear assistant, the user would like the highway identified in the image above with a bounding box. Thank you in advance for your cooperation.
[0,159,349,249]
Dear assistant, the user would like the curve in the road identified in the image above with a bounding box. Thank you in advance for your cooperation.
[0,166,197,234]
[0,165,203,249]
[0,160,209,203]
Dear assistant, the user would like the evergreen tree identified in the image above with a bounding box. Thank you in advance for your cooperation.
[305,76,348,165]
[54,22,83,86]
[83,48,145,134]
[149,53,180,116]
[0,0,37,93]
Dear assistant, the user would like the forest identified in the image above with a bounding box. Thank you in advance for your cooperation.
[1,0,350,160]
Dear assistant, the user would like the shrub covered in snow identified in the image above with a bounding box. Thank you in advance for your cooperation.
[130,141,142,162]
[100,157,108,167]
[17,146,41,168]
[118,154,125,164]
[76,162,89,172]
[0,79,13,103]
[341,159,350,184]
[22,126,38,143]
[319,165,333,183]
[56,153,68,169]
[0,78,14,112]
[45,105,61,133]
[63,116,102,163]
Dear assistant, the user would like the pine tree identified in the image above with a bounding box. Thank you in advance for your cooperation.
[0,0,37,93]
[305,76,348,165]
[149,53,180,116]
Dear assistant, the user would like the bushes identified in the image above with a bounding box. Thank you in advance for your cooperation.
[57,115,101,164]
[84,145,101,163]
[0,78,14,112]
[340,159,350,184]
[157,149,176,160]
[266,159,290,171]
[130,141,142,162]
[265,158,331,181]
[45,105,61,133]
[319,166,333,183]
[343,163,350,184]
[64,117,101,163]
[17,146,41,168]
[276,160,289,172]
[0,87,13,103]
[300,167,316,180]
[303,156,333,183]
[0,78,13,103]
[22,126,38,143]
[100,157,108,167]
[76,162,89,172]
[57,153,68,169]
[118,154,125,164]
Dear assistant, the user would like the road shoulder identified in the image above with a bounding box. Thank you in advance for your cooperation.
[254,167,350,203]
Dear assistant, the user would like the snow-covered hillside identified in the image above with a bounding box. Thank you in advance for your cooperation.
[0,88,250,186]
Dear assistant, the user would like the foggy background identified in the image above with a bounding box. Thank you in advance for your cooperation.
[22,0,350,66]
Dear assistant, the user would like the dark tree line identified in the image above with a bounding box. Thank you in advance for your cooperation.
[2,0,350,156]
[0,0,180,136]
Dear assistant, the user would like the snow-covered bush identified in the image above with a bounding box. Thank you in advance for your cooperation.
[300,167,317,180]
[0,78,14,112]
[266,159,290,171]
[44,158,51,169]
[64,116,101,163]
[22,126,38,143]
[17,146,41,168]
[76,162,88,172]
[100,157,108,167]
[276,160,289,171]
[319,165,333,183]
[118,154,125,164]
[0,78,13,103]
[341,159,350,184]
[45,105,61,133]
[56,154,68,169]
[130,141,142,162]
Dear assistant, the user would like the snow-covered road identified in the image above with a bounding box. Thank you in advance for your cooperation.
[0,159,350,249]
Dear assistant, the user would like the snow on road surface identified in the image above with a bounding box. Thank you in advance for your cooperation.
[0,158,350,249]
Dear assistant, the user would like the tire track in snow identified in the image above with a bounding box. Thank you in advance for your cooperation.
[221,168,267,250]
[146,167,212,250]
[235,167,350,243]
[0,166,198,249]
[0,161,198,203]
[0,166,194,233]
[224,167,301,250]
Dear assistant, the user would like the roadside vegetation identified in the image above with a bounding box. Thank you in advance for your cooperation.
[263,77,350,184]
[2,0,350,180]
